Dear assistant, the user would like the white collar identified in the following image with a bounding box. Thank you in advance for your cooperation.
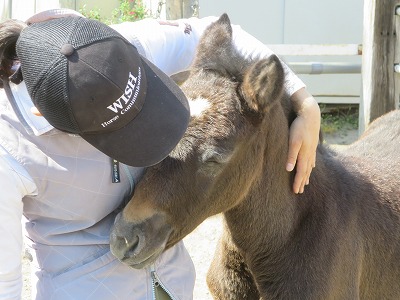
[9,82,54,136]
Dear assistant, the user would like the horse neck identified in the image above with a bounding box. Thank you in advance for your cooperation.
[224,104,298,250]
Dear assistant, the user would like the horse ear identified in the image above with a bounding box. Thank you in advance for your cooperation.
[240,55,285,113]
[215,13,232,37]
[192,13,233,70]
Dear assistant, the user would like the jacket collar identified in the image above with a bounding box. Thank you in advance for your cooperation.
[8,81,54,136]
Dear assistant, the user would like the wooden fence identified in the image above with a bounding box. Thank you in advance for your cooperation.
[361,0,400,132]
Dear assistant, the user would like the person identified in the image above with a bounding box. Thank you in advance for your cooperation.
[0,8,320,300]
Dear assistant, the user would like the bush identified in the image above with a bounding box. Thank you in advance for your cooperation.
[112,0,149,23]
[79,0,149,24]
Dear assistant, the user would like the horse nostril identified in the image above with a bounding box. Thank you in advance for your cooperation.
[110,231,140,260]
[117,235,129,247]
[125,236,140,256]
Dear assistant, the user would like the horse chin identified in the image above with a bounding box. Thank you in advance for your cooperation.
[121,244,167,269]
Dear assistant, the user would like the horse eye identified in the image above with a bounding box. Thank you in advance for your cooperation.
[205,158,221,165]
[201,149,230,165]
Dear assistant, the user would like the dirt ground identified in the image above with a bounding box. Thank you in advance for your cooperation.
[21,129,359,300]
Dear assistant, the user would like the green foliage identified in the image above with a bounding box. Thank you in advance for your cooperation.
[79,5,103,22]
[79,0,149,25]
[112,0,149,23]
[320,104,359,134]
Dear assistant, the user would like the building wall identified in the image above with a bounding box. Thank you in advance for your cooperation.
[0,0,363,44]
[199,0,364,104]
[1,0,363,104]
[0,0,119,21]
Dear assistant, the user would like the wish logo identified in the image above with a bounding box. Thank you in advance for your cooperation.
[101,68,142,128]
[107,70,140,114]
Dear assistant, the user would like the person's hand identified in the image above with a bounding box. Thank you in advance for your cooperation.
[286,88,321,194]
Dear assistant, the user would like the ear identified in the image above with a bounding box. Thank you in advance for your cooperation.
[214,13,232,36]
[240,55,285,113]
[192,13,233,70]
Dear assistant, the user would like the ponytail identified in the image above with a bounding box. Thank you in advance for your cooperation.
[0,19,26,88]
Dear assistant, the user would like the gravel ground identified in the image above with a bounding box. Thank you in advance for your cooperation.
[21,130,358,299]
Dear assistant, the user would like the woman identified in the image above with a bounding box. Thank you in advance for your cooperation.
[0,8,320,300]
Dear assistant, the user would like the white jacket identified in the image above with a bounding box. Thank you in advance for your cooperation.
[0,14,305,300]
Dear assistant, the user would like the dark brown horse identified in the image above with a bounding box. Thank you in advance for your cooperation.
[110,14,400,299]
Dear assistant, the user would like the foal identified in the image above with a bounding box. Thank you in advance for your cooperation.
[111,14,400,299]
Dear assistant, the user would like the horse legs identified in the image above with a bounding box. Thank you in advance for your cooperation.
[206,236,260,299]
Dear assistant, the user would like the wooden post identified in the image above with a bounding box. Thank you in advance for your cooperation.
[360,0,400,132]
[165,0,196,19]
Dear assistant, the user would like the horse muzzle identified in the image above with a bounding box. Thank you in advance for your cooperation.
[110,211,172,269]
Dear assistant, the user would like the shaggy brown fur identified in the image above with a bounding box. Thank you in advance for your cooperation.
[110,14,400,299]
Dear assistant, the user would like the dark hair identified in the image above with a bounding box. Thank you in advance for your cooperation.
[0,19,26,88]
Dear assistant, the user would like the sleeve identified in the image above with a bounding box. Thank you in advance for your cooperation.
[0,146,37,299]
[110,18,200,76]
[111,16,305,97]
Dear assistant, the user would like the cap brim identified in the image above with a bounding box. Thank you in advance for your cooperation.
[81,56,190,167]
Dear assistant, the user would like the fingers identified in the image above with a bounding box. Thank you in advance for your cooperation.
[288,140,317,194]
[286,102,320,194]
[292,157,307,194]
[292,151,316,194]
[292,160,308,194]
[286,139,302,172]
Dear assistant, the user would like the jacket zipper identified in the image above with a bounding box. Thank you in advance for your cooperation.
[151,266,177,300]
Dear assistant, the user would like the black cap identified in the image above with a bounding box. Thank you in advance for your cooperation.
[16,17,190,167]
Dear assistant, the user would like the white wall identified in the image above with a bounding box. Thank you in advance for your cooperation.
[199,0,364,104]
[1,0,363,104]
[199,0,363,45]
[1,0,67,21]
[0,0,119,21]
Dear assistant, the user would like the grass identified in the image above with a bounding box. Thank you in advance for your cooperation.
[320,104,359,134]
